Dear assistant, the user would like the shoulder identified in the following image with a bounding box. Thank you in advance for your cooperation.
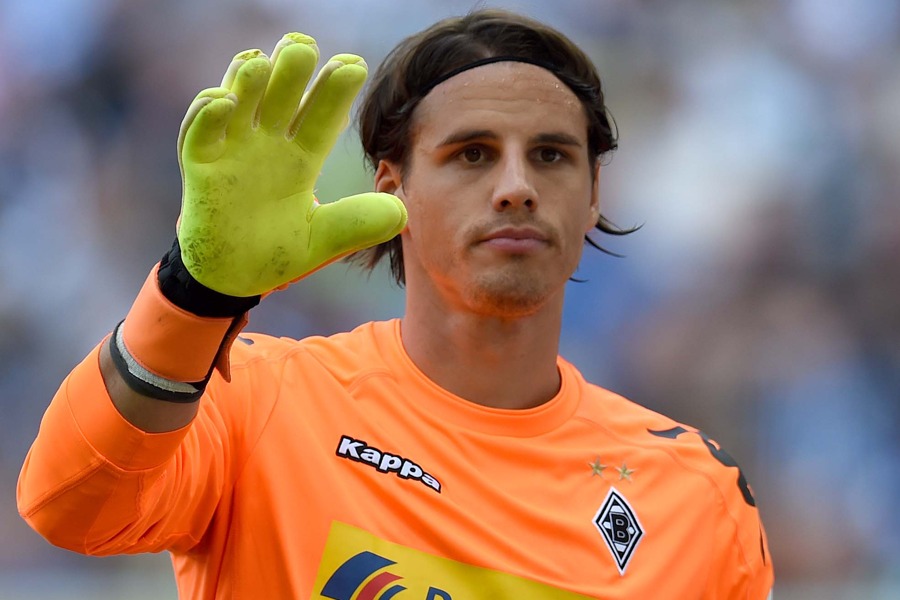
[227,319,396,383]
[566,366,686,451]
[570,369,762,512]
[572,373,742,481]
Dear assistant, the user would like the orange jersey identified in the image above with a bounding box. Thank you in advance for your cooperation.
[18,319,773,599]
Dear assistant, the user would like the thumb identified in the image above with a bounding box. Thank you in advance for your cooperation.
[306,192,407,262]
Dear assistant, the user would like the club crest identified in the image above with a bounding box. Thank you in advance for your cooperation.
[592,487,644,575]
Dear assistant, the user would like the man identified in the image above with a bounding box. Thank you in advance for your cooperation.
[18,9,774,599]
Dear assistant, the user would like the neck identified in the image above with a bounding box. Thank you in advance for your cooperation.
[400,292,564,410]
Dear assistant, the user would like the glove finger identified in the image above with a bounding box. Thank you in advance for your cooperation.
[290,54,367,158]
[219,48,260,89]
[226,52,272,139]
[258,33,319,132]
[179,88,237,164]
[307,192,408,263]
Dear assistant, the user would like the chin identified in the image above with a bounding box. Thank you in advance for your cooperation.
[467,273,553,318]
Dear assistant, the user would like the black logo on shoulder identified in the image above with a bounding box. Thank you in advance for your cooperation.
[648,426,756,507]
[336,435,441,493]
[593,487,644,575]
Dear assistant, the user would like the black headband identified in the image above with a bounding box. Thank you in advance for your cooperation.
[420,55,571,97]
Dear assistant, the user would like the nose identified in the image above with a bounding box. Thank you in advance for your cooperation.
[491,153,538,212]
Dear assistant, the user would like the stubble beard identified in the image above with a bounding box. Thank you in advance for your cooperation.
[466,258,553,318]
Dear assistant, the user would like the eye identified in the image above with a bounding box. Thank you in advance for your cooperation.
[461,147,485,164]
[537,147,565,163]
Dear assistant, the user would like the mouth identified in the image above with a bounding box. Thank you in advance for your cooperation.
[478,226,550,253]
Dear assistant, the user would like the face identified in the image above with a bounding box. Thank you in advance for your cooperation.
[376,62,601,318]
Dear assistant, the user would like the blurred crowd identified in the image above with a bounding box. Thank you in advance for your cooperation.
[1,0,898,597]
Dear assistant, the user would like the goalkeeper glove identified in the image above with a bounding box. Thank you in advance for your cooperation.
[176,32,407,297]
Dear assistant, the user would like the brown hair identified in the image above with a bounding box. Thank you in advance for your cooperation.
[351,8,634,285]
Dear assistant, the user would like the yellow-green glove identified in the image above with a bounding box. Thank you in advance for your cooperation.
[176,33,407,297]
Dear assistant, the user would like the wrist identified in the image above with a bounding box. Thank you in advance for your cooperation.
[159,238,261,317]
[121,265,239,383]
[112,242,260,400]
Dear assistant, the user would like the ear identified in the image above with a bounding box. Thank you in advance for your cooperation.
[585,161,601,234]
[375,159,411,237]
[374,159,404,197]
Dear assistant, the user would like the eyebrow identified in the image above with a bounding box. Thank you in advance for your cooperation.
[532,132,583,147]
[435,129,584,148]
[436,129,496,147]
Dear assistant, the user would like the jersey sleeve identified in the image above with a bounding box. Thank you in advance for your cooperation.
[643,421,774,599]
[702,437,774,599]
[16,338,265,556]
[707,481,774,599]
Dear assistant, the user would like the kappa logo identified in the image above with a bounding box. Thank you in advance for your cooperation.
[592,487,644,575]
[336,435,442,493]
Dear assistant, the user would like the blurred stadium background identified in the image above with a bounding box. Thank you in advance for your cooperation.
[2,0,899,598]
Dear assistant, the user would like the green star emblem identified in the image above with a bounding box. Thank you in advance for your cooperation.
[616,462,636,482]
[589,457,608,477]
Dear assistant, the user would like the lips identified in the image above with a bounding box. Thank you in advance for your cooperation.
[479,226,550,252]
[482,226,548,242]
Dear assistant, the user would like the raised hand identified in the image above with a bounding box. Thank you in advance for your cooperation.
[176,33,407,297]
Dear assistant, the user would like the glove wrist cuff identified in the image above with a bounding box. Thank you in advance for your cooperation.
[159,238,261,317]
[120,264,249,386]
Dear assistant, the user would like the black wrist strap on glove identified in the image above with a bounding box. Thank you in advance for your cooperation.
[158,238,261,317]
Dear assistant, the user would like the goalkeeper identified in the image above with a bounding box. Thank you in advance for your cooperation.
[18,9,773,599]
